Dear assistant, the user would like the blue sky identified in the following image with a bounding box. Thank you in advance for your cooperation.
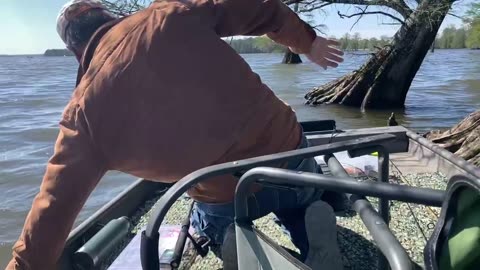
[0,0,470,55]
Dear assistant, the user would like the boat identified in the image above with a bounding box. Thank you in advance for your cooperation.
[57,120,480,270]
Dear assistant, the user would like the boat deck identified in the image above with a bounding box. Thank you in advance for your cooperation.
[61,125,480,270]
[390,152,437,174]
[114,167,446,270]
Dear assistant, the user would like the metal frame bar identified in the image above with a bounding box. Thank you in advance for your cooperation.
[348,146,390,270]
[234,169,444,220]
[299,120,336,133]
[325,153,390,270]
[170,202,194,269]
[348,146,390,223]
[141,134,397,269]
[306,126,409,153]
[140,133,445,270]
[234,168,444,270]
[318,153,413,270]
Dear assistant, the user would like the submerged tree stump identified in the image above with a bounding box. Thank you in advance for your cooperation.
[305,47,391,107]
[425,110,480,166]
[283,48,302,64]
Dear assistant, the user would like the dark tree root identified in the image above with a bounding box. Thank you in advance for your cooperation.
[425,110,480,166]
[305,47,391,108]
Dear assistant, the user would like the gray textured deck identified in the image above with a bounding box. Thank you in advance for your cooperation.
[391,152,437,174]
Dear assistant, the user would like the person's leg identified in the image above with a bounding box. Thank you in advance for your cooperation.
[191,133,342,267]
[190,184,304,257]
[191,178,343,269]
[270,186,343,269]
[303,200,344,269]
[270,156,343,269]
[272,187,320,260]
[218,179,343,269]
[190,134,314,254]
[190,183,314,259]
[217,184,313,270]
[190,200,234,258]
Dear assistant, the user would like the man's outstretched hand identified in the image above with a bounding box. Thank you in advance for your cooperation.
[290,36,344,70]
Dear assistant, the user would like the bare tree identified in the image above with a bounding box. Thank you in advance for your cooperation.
[303,0,457,109]
[101,0,149,16]
[101,0,326,17]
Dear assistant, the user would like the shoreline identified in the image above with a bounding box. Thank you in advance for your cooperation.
[0,48,478,57]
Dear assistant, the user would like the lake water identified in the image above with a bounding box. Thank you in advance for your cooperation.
[0,50,479,266]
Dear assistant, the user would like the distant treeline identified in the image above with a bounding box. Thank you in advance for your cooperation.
[227,27,479,54]
[46,23,478,57]
[337,34,392,51]
[332,26,480,51]
[434,25,479,49]
[227,35,393,53]
[44,49,74,56]
[227,37,286,53]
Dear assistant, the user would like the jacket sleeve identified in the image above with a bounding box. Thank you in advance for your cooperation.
[208,0,317,53]
[6,107,106,270]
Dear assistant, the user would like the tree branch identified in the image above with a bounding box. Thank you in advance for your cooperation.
[337,9,405,24]
[101,0,148,16]
[298,3,332,13]
[447,12,463,20]
[347,6,368,31]
[321,0,412,19]
[312,24,328,34]
[380,22,403,25]
[392,0,414,18]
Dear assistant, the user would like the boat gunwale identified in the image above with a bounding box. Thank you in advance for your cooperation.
[406,130,480,179]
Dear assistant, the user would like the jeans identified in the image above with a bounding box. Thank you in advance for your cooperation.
[190,134,324,260]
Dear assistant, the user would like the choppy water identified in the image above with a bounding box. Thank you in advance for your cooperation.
[0,50,479,266]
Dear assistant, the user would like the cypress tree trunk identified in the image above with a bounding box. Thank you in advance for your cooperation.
[282,48,302,64]
[305,0,452,110]
[282,2,302,64]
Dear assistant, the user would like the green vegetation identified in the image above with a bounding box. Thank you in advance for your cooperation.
[436,26,467,49]
[227,34,392,53]
[226,34,392,54]
[338,33,392,51]
[227,22,480,54]
[227,37,285,53]
[465,2,480,49]
[334,23,479,51]
[434,3,480,49]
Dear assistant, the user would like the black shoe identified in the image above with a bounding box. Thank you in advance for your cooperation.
[304,201,344,270]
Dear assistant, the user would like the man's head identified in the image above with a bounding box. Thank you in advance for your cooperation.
[57,0,117,60]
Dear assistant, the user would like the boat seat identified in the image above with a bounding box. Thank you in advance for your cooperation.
[425,175,480,270]
[235,221,311,270]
